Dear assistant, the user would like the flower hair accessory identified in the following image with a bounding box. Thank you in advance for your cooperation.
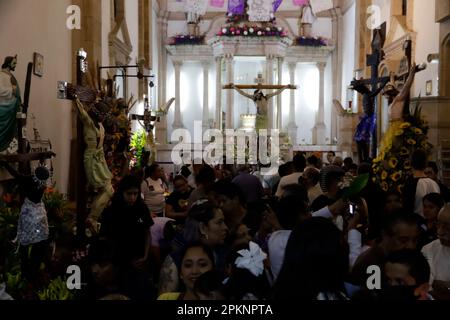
[235,241,267,277]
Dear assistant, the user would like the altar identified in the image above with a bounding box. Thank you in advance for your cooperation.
[166,36,334,144]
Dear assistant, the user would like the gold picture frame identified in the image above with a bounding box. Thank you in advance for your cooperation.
[33,52,44,77]
[426,80,432,96]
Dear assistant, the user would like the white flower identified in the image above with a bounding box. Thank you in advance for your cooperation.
[278,27,283,32]
[222,28,227,33]
[257,31,262,36]
[235,242,267,277]
[243,31,248,36]
[228,13,233,17]
[266,27,271,32]
[249,28,254,33]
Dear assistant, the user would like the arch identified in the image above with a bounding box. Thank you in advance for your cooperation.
[440,33,450,97]
[204,15,228,40]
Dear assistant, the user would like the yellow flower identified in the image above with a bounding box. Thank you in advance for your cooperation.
[389,158,398,169]
[421,141,429,148]
[400,122,411,129]
[381,182,389,192]
[395,129,404,136]
[381,171,388,181]
[390,172,402,182]
[404,160,411,170]
[372,177,377,183]
[397,184,404,194]
[400,147,409,156]
[414,128,423,135]
[407,139,416,145]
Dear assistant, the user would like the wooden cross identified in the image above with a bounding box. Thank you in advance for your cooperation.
[0,60,55,175]
[57,49,98,241]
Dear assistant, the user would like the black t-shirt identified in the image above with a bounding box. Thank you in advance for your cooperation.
[310,195,336,213]
[165,187,193,212]
[100,200,154,264]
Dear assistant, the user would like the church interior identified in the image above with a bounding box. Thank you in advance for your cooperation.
[1,0,450,302]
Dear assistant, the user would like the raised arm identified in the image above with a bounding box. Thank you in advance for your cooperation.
[266,85,292,99]
[74,98,93,126]
[389,63,416,122]
[233,85,254,100]
[371,77,390,97]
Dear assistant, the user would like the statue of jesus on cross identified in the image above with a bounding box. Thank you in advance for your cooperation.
[223,75,296,130]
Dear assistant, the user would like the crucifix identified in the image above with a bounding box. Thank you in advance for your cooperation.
[58,49,112,240]
[0,55,55,178]
[129,96,175,165]
[223,79,296,130]
[350,25,426,162]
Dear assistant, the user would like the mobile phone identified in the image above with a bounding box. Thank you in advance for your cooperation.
[348,203,356,216]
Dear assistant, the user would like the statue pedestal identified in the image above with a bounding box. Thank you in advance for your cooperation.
[337,113,359,157]
[240,114,257,132]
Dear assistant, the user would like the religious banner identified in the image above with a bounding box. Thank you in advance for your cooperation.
[210,0,225,7]
[247,0,273,22]
[185,0,208,15]
[309,0,333,15]
[293,0,309,5]
[273,0,283,12]
[228,0,246,15]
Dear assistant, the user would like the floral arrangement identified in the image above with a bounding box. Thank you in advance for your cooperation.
[168,34,205,45]
[37,277,74,300]
[217,25,288,37]
[296,36,328,47]
[129,129,147,171]
[372,105,433,193]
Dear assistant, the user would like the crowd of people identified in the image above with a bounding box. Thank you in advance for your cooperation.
[2,147,450,301]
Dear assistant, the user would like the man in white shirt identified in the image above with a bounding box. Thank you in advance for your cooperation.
[275,154,306,198]
[422,204,450,299]
[142,164,167,217]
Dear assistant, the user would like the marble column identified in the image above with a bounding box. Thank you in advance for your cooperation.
[172,60,184,129]
[225,54,234,129]
[313,62,327,145]
[288,62,298,145]
[202,61,210,131]
[331,8,343,145]
[266,55,275,130]
[215,57,222,130]
[277,57,283,130]
[156,12,169,144]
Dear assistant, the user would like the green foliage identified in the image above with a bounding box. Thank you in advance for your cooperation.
[372,103,433,193]
[342,173,369,200]
[129,128,147,170]
[37,277,74,300]
[5,272,27,299]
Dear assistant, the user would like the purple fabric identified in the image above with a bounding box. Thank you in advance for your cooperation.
[210,0,225,7]
[228,0,245,14]
[293,0,309,5]
[354,114,376,142]
[273,0,283,12]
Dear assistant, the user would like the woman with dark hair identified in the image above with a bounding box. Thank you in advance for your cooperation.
[158,199,228,295]
[274,217,349,300]
[158,243,215,300]
[224,242,271,300]
[418,193,445,248]
[100,175,154,299]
